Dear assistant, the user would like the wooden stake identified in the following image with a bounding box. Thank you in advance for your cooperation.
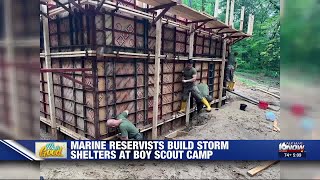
[152,10,162,140]
[43,6,58,139]
[225,0,230,25]
[185,92,191,126]
[214,0,220,17]
[247,161,279,177]
[218,39,227,107]
[229,0,235,28]
[256,88,280,99]
[240,6,245,31]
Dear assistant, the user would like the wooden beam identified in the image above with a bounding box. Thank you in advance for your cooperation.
[152,6,170,24]
[240,6,245,31]
[42,5,58,139]
[53,0,73,14]
[40,117,89,140]
[189,19,215,34]
[214,0,219,17]
[40,11,50,19]
[255,88,280,99]
[218,39,227,107]
[247,161,279,177]
[95,0,106,12]
[229,0,235,28]
[225,0,230,24]
[186,18,215,24]
[68,0,85,13]
[152,10,162,139]
[147,2,177,11]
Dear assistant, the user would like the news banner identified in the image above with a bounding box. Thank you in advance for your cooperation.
[0,140,319,161]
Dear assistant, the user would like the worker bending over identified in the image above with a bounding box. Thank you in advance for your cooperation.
[106,110,143,140]
[196,83,214,113]
[179,59,212,113]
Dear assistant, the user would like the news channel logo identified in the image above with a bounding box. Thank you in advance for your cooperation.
[35,142,67,159]
[278,142,306,158]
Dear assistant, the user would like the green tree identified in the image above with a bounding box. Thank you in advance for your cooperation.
[182,0,280,78]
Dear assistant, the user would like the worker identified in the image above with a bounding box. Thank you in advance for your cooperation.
[179,59,212,113]
[106,110,143,140]
[226,51,238,91]
[196,83,214,113]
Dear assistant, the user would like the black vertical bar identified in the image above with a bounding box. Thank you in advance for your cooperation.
[214,38,218,58]
[208,35,212,57]
[112,10,115,51]
[69,3,74,48]
[72,58,78,133]
[172,15,176,120]
[194,32,197,56]
[134,59,138,126]
[202,35,205,55]
[200,62,203,83]
[80,10,85,50]
[59,59,65,127]
[113,59,116,117]
[143,19,149,126]
[185,28,188,57]
[82,57,87,138]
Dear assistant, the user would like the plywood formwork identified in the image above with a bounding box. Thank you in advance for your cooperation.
[40,0,249,140]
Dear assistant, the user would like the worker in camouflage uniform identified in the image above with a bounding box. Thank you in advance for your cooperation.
[195,83,214,113]
[106,110,143,140]
[179,59,212,113]
[226,51,238,91]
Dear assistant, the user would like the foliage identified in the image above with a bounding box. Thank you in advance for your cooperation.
[281,0,320,76]
[182,0,280,78]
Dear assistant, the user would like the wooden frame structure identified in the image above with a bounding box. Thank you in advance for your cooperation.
[39,0,253,140]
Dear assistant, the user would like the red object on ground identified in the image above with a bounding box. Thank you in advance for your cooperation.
[258,101,269,110]
[291,104,305,117]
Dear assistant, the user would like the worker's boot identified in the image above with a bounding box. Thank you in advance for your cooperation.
[201,98,212,112]
[179,101,187,113]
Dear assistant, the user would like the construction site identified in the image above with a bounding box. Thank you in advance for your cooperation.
[39,0,281,178]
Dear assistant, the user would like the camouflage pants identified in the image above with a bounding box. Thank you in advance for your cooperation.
[182,85,204,102]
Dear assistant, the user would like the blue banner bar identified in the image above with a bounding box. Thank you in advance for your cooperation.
[0,140,319,161]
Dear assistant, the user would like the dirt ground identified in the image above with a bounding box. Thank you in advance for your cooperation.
[40,78,281,179]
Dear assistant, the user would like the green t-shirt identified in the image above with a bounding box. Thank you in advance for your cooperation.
[116,111,139,139]
[182,67,197,87]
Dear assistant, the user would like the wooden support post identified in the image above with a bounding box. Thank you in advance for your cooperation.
[250,15,255,35]
[184,24,195,126]
[152,10,162,139]
[214,0,219,17]
[247,14,253,35]
[225,0,230,25]
[218,39,227,108]
[4,0,20,138]
[42,6,58,139]
[240,6,245,31]
[188,25,195,59]
[185,92,191,126]
[229,0,235,28]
